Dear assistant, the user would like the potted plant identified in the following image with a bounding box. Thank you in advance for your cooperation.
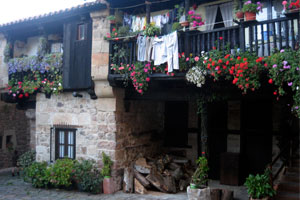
[175,4,188,27]
[187,156,211,200]
[187,10,205,30]
[101,152,114,194]
[244,169,276,200]
[282,0,300,17]
[242,1,263,21]
[143,23,161,37]
[107,15,116,24]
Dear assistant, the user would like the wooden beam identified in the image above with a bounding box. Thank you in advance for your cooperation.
[200,103,208,157]
[146,1,151,24]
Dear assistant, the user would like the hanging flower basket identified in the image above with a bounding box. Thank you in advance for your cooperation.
[284,9,300,18]
[245,12,256,21]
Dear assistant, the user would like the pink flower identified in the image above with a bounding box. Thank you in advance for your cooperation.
[146,77,150,82]
[188,10,195,15]
[186,57,190,61]
[138,89,143,94]
[119,66,124,70]
[144,68,148,73]
[139,83,143,86]
[194,56,200,62]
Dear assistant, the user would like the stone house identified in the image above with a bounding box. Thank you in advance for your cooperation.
[0,0,299,192]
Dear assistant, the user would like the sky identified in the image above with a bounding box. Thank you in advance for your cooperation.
[0,0,95,25]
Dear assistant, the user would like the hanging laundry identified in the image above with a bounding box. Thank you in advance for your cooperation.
[137,35,147,62]
[152,36,168,66]
[165,31,179,72]
[145,37,154,62]
[123,13,132,28]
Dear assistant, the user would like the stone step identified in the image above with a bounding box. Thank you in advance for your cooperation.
[283,175,300,183]
[275,191,300,200]
[287,167,300,173]
[277,181,300,193]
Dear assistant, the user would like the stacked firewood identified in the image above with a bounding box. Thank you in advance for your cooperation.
[123,154,194,194]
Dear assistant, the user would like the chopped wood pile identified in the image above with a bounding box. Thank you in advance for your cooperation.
[123,154,194,194]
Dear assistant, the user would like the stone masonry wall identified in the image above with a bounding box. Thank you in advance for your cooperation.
[0,101,34,169]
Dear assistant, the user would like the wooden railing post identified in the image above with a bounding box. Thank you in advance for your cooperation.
[184,0,190,56]
[239,23,246,52]
[146,1,151,24]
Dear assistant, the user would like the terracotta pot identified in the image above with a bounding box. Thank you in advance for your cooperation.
[236,11,244,19]
[180,21,189,27]
[110,20,116,24]
[244,12,256,21]
[103,177,115,194]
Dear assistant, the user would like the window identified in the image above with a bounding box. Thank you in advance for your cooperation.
[50,43,63,53]
[6,135,13,149]
[0,136,2,149]
[77,24,86,40]
[55,129,76,159]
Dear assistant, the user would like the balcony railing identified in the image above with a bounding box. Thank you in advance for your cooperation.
[108,15,299,83]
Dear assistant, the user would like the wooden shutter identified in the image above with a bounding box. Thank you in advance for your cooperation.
[63,19,92,90]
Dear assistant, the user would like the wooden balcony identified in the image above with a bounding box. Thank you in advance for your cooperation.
[108,15,300,86]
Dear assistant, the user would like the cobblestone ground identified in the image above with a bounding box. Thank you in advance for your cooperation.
[0,168,248,200]
[0,169,187,200]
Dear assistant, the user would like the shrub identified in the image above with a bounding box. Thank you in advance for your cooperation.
[26,161,49,188]
[244,168,276,199]
[46,158,75,188]
[18,150,36,169]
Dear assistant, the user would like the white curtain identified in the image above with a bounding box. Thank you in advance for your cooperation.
[205,5,218,31]
[219,2,234,27]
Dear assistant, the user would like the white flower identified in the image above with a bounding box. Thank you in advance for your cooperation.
[297,86,299,90]
[186,66,207,88]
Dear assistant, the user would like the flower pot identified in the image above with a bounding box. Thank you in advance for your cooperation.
[45,93,51,99]
[103,176,115,194]
[187,186,211,200]
[110,20,116,24]
[236,11,244,19]
[244,12,256,21]
[180,21,190,27]
[250,197,268,200]
[284,9,299,18]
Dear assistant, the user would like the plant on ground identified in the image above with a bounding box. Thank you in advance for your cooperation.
[244,168,276,199]
[26,161,49,188]
[101,152,113,178]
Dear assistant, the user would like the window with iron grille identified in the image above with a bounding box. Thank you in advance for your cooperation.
[55,128,76,159]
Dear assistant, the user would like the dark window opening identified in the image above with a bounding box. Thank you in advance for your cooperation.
[214,7,225,29]
[55,129,76,159]
[164,101,189,147]
[0,136,2,149]
[77,24,86,40]
[6,135,13,149]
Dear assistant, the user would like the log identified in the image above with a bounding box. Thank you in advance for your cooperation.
[134,158,151,174]
[168,162,181,170]
[134,178,147,194]
[210,188,222,200]
[163,176,177,193]
[134,169,151,189]
[146,171,167,193]
[123,167,134,193]
[179,179,189,191]
[171,167,184,181]
[221,189,233,200]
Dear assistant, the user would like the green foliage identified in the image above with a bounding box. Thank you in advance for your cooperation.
[26,161,49,188]
[242,1,263,13]
[101,152,113,177]
[46,158,75,188]
[143,23,160,37]
[244,168,276,199]
[174,4,185,21]
[172,22,181,32]
[191,157,209,188]
[72,159,103,194]
[18,150,36,169]
[265,48,300,117]
[107,15,116,21]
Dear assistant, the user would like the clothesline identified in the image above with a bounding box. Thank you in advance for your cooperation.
[110,0,173,10]
[109,19,235,40]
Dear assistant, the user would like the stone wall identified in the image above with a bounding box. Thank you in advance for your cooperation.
[0,101,35,169]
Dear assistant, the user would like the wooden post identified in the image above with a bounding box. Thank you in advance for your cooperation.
[239,23,245,52]
[146,1,151,24]
[200,103,208,157]
[184,0,190,56]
